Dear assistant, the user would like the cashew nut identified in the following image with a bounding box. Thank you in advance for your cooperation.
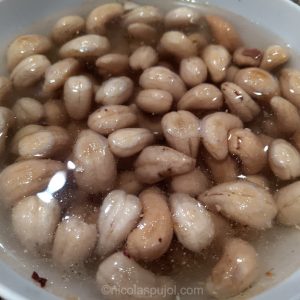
[44,99,69,126]
[117,171,144,195]
[260,45,289,71]
[233,47,263,67]
[129,46,158,70]
[126,188,173,261]
[96,53,129,76]
[164,7,200,28]
[0,76,12,104]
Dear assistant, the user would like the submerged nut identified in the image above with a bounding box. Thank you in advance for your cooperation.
[129,46,158,71]
[199,181,277,229]
[116,171,144,195]
[0,107,15,158]
[260,45,289,71]
[233,47,263,67]
[225,65,240,82]
[127,23,157,44]
[135,146,196,184]
[95,53,129,76]
[0,76,12,104]
[187,32,208,53]
[123,6,163,26]
[164,7,200,28]
[44,99,69,126]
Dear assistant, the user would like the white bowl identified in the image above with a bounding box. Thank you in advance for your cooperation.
[1,0,300,299]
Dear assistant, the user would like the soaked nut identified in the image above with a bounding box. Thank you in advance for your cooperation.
[96,252,174,300]
[123,6,163,26]
[95,76,133,105]
[17,126,71,159]
[127,23,157,44]
[52,16,85,45]
[205,154,239,184]
[86,3,124,35]
[261,116,283,138]
[258,134,274,150]
[164,7,200,28]
[234,67,280,102]
[67,121,87,142]
[221,82,260,122]
[95,53,129,76]
[225,65,240,82]
[124,1,140,12]
[108,128,154,157]
[170,168,210,196]
[210,213,234,247]
[139,66,186,101]
[97,190,142,256]
[135,146,196,184]
[187,32,208,53]
[170,193,214,253]
[270,96,300,135]
[199,181,277,229]
[0,107,15,158]
[269,139,300,180]
[206,238,259,299]
[275,181,300,226]
[88,105,137,135]
[126,188,173,261]
[11,54,51,89]
[0,76,12,104]
[0,159,65,207]
[52,216,97,268]
[136,108,163,136]
[279,68,300,109]
[73,129,117,194]
[43,58,80,93]
[136,89,173,114]
[159,31,197,59]
[202,45,231,83]
[233,47,263,67]
[59,34,110,59]
[12,195,60,254]
[205,15,242,52]
[6,34,52,71]
[177,83,223,111]
[179,57,208,87]
[228,128,267,175]
[117,171,144,195]
[161,110,201,158]
[201,112,243,160]
[292,131,300,152]
[44,99,69,126]
[129,46,158,71]
[243,175,270,190]
[12,97,44,127]
[260,45,289,71]
[64,75,93,120]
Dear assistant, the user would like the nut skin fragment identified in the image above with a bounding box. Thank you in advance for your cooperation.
[135,146,196,184]
[260,45,289,71]
[126,188,173,261]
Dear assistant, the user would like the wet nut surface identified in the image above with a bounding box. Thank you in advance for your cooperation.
[129,46,158,70]
[164,7,200,28]
[0,76,12,104]
[0,107,15,158]
[260,45,289,71]
[116,171,144,195]
[96,53,129,76]
[233,47,263,67]
[44,99,69,126]
[127,23,157,44]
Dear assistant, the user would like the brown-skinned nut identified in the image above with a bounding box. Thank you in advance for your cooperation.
[260,45,289,71]
[233,47,263,67]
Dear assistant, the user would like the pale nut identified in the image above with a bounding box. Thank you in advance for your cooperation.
[187,32,208,53]
[270,96,300,135]
[95,53,129,76]
[179,57,208,87]
[228,128,267,175]
[44,99,69,126]
[108,128,154,157]
[123,6,163,26]
[124,1,140,12]
[202,45,231,83]
[97,190,142,257]
[199,181,277,229]
[127,23,157,44]
[170,168,210,196]
[206,238,259,299]
[95,76,133,105]
[205,15,242,52]
[73,129,117,194]
[260,45,289,71]
[86,3,124,35]
[12,97,44,127]
[11,54,51,89]
[139,66,186,101]
[117,171,144,195]
[159,31,197,59]
[52,15,85,45]
[135,89,173,114]
[12,195,60,254]
[279,68,300,109]
[221,82,260,122]
[170,193,215,253]
[164,7,200,28]
[88,105,137,135]
[268,139,300,180]
[126,188,173,261]
[225,65,240,82]
[242,175,270,190]
[64,75,93,120]
[161,110,201,158]
[234,67,280,102]
[0,107,15,158]
[43,58,80,93]
[6,34,52,71]
[129,46,158,71]
[52,216,97,268]
[177,83,223,111]
[233,47,263,67]
[201,112,243,160]
[0,76,12,104]
[0,159,65,207]
[134,146,196,184]
[59,34,110,59]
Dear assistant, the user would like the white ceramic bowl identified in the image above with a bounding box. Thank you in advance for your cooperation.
[1,0,300,299]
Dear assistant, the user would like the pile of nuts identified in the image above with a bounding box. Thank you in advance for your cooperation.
[0,2,300,299]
